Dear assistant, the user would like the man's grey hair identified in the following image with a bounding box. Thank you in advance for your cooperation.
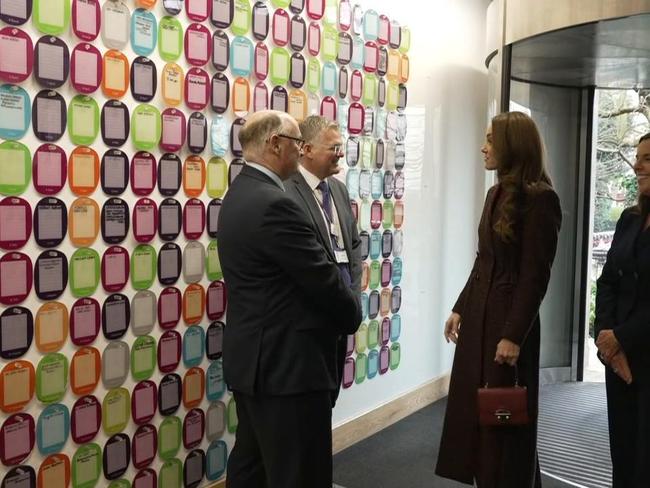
[238,110,296,159]
[299,115,340,145]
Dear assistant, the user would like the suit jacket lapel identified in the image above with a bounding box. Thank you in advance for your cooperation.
[290,173,337,261]
[329,178,353,261]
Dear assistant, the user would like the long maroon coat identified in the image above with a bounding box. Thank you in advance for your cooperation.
[435,184,562,487]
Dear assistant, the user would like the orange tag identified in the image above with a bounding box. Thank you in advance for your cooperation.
[399,53,409,83]
[394,200,404,229]
[0,360,35,413]
[70,347,101,396]
[288,89,307,122]
[183,283,205,325]
[387,49,401,83]
[136,0,157,8]
[38,454,71,488]
[68,146,99,196]
[102,50,130,99]
[232,77,250,116]
[183,367,205,409]
[68,197,100,247]
[35,302,69,353]
[183,155,206,197]
[162,63,184,107]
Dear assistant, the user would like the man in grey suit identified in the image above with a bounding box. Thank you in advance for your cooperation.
[285,115,363,406]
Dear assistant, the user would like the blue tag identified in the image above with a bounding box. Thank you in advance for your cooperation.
[362,9,379,41]
[390,314,401,342]
[182,326,205,367]
[37,403,69,455]
[205,440,228,481]
[0,85,30,140]
[230,36,253,77]
[367,349,379,379]
[206,360,225,401]
[350,35,364,70]
[360,292,368,319]
[369,230,381,259]
[132,9,157,56]
[210,115,229,156]
[392,257,402,285]
[345,168,359,199]
[371,169,382,199]
[321,61,337,97]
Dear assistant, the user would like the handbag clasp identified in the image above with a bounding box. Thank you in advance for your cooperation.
[494,409,512,422]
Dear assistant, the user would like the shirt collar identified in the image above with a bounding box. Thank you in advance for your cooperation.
[299,164,323,191]
[247,162,285,191]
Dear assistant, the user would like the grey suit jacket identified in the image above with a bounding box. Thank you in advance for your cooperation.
[285,171,362,296]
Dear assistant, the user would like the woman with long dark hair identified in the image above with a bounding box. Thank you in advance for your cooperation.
[435,111,562,487]
[595,132,650,487]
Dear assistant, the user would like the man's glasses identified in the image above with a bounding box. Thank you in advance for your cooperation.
[276,134,306,149]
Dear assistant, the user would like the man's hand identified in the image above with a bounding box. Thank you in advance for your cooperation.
[610,350,633,384]
[495,339,520,366]
[596,329,621,363]
[444,313,461,344]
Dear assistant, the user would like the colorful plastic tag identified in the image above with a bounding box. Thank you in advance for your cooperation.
[132,8,157,56]
[253,81,268,111]
[184,449,205,488]
[211,0,233,28]
[72,0,100,41]
[68,197,99,247]
[289,14,305,51]
[185,23,211,67]
[0,413,35,465]
[131,336,156,381]
[131,244,157,289]
[103,434,130,481]
[101,247,129,293]
[0,0,32,26]
[33,0,68,35]
[102,341,129,389]
[101,101,129,148]
[36,353,68,404]
[232,76,250,116]
[252,2,269,40]
[158,286,181,328]
[34,250,66,300]
[102,387,130,434]
[131,56,157,103]
[131,104,161,151]
[187,112,207,153]
[183,408,204,450]
[101,0,130,49]
[70,347,100,396]
[183,200,205,241]
[0,141,30,196]
[253,42,268,81]
[230,36,253,77]
[36,403,69,456]
[207,200,222,239]
[158,373,182,416]
[183,156,206,197]
[207,158,227,198]
[0,197,30,250]
[158,330,181,375]
[307,21,320,56]
[211,72,230,113]
[101,197,129,243]
[132,381,157,425]
[185,67,210,110]
[70,43,101,94]
[159,16,183,62]
[0,85,30,141]
[183,283,205,325]
[132,425,157,469]
[0,307,32,360]
[206,360,225,401]
[34,36,69,88]
[212,30,229,71]
[102,293,130,340]
[32,90,66,141]
[133,468,156,488]
[34,302,67,354]
[68,95,99,145]
[158,199,182,242]
[206,321,223,360]
[158,415,181,461]
[158,155,182,196]
[102,50,129,99]
[205,401,225,441]
[206,440,227,480]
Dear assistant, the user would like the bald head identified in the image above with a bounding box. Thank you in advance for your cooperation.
[238,110,303,179]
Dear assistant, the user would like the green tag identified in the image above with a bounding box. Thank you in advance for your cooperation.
[390,343,401,370]
[270,48,290,86]
[72,443,101,488]
[232,0,251,36]
[362,74,378,106]
[355,353,367,384]
[399,27,411,54]
[359,137,373,169]
[131,336,156,381]
[270,0,289,7]
[367,320,379,349]
[307,58,321,94]
[34,0,70,35]
[158,16,183,62]
[108,480,131,488]
[102,388,130,435]
[159,458,182,488]
[321,25,338,61]
[69,248,100,298]
[227,396,238,434]
[131,244,156,290]
[158,416,181,461]
[131,104,162,151]
[369,261,380,289]
[68,95,99,146]
[323,0,338,26]
[0,141,31,196]
[206,157,228,198]
[355,323,368,353]
[206,241,223,281]
[386,81,399,111]
[36,353,68,404]
[383,200,394,229]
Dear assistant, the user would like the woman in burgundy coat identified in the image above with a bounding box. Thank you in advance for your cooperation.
[435,111,562,487]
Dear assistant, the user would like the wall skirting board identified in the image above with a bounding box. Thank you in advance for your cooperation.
[332,374,451,454]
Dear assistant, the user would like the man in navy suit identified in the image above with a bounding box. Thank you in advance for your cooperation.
[217,110,361,488]
[285,115,362,406]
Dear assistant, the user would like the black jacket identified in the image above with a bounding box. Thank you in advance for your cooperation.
[595,207,650,370]
[217,165,362,396]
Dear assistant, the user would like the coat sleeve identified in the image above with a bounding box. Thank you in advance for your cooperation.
[501,189,562,345]
[594,209,630,339]
[340,184,363,296]
[451,253,479,316]
[258,194,362,335]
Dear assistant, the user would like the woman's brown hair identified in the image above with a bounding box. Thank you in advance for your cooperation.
[491,111,553,242]
[637,132,650,217]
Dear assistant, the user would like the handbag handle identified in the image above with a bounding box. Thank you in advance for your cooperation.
[484,364,520,388]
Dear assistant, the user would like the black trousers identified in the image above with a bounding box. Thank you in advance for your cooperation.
[606,368,650,488]
[226,390,333,488]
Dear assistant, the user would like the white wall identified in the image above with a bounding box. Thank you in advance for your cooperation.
[333,0,492,426]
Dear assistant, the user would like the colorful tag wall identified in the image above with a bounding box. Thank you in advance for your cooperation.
[0,0,408,486]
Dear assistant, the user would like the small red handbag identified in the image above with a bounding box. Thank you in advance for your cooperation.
[477,367,529,426]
